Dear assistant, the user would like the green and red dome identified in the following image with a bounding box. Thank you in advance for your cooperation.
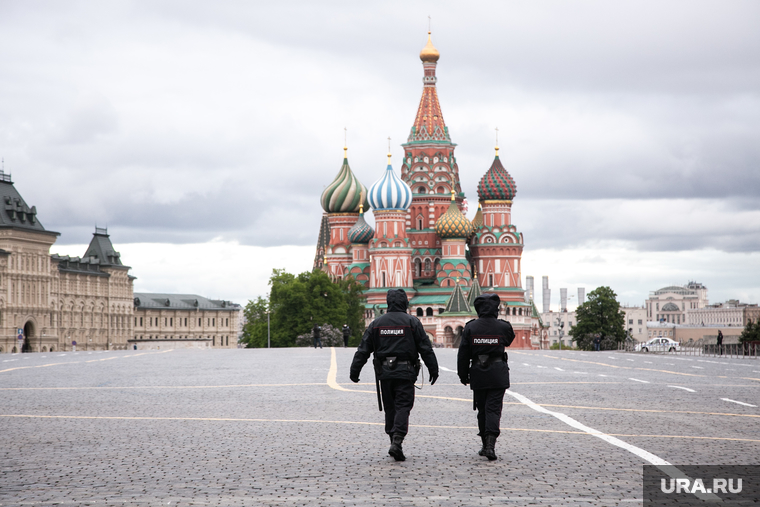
[320,150,369,213]
[477,154,517,201]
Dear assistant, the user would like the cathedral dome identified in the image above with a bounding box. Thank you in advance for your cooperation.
[347,205,374,244]
[368,155,413,211]
[477,149,517,201]
[320,149,369,213]
[435,191,473,239]
[419,31,440,63]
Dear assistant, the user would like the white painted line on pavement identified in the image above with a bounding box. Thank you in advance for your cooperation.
[644,361,653,364]
[607,356,617,359]
[506,390,721,502]
[629,378,650,383]
[691,366,703,369]
[507,390,667,464]
[523,363,531,366]
[668,386,696,392]
[626,359,634,362]
[536,365,547,369]
[598,374,607,377]
[554,367,565,371]
[721,398,757,408]
[439,366,456,373]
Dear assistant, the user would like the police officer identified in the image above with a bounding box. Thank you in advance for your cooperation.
[457,293,515,461]
[350,289,439,461]
[342,324,351,348]
[312,323,322,349]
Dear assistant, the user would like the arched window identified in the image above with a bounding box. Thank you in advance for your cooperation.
[424,259,431,272]
[416,308,423,317]
[417,216,424,229]
[418,187,426,194]
[437,187,445,194]
[489,274,494,286]
[426,307,433,317]
[382,272,386,288]
[414,259,421,277]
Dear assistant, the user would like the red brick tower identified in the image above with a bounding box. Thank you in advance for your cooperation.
[400,32,464,283]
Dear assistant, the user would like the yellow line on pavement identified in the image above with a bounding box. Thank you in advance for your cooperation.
[1,414,757,443]
[328,347,353,392]
[0,383,329,391]
[328,349,758,418]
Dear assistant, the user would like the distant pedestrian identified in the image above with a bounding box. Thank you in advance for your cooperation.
[350,289,439,461]
[313,324,322,349]
[457,293,514,461]
[593,336,601,351]
[717,330,723,356]
[342,324,351,348]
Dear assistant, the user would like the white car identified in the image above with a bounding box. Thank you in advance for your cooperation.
[636,337,680,352]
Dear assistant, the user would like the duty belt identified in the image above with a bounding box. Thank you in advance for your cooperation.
[382,358,410,367]
[475,355,504,366]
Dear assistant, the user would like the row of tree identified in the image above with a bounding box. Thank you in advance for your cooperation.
[241,272,760,351]
[240,269,366,348]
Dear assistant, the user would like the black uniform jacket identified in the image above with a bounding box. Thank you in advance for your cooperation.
[350,289,439,382]
[457,293,515,390]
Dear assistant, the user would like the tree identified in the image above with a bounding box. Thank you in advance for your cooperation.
[739,319,760,343]
[241,269,366,348]
[240,296,270,348]
[570,286,626,351]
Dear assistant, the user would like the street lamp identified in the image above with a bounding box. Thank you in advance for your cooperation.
[266,310,271,349]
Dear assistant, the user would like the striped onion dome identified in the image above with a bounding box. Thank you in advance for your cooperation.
[347,205,374,244]
[320,149,369,213]
[435,190,473,239]
[368,155,412,211]
[477,150,517,201]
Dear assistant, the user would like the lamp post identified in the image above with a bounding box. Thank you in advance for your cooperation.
[266,310,271,349]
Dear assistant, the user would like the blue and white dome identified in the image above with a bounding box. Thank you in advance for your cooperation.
[368,158,413,211]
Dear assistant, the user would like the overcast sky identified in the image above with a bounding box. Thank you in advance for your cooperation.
[2,1,759,307]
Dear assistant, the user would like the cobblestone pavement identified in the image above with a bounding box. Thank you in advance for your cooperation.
[1,347,758,506]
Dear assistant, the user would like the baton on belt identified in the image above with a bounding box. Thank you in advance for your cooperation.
[373,358,383,412]
[376,377,383,412]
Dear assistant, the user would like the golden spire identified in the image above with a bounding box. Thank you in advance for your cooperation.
[359,203,364,214]
[420,30,440,63]
[344,127,348,158]
[387,136,392,165]
[495,127,500,157]
[450,188,456,201]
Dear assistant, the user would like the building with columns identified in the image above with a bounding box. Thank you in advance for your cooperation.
[314,32,541,349]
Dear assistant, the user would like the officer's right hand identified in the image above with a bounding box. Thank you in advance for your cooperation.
[459,376,468,385]
[429,373,438,385]
[350,375,360,383]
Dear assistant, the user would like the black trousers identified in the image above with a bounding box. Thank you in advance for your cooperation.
[380,379,415,436]
[474,388,506,437]
[313,337,322,348]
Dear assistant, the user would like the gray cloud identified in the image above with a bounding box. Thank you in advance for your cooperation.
[1,0,759,257]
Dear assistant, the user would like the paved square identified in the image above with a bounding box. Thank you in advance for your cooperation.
[1,348,758,506]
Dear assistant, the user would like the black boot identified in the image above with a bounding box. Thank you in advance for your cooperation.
[388,433,406,461]
[483,435,497,461]
[478,435,486,456]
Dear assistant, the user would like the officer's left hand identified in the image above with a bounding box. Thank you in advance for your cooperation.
[350,375,360,383]
[459,376,468,385]
[429,373,438,385]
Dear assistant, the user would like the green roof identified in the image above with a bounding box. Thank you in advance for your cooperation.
[444,284,473,314]
[409,295,450,305]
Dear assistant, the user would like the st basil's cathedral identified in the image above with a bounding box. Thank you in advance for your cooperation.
[314,32,544,349]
